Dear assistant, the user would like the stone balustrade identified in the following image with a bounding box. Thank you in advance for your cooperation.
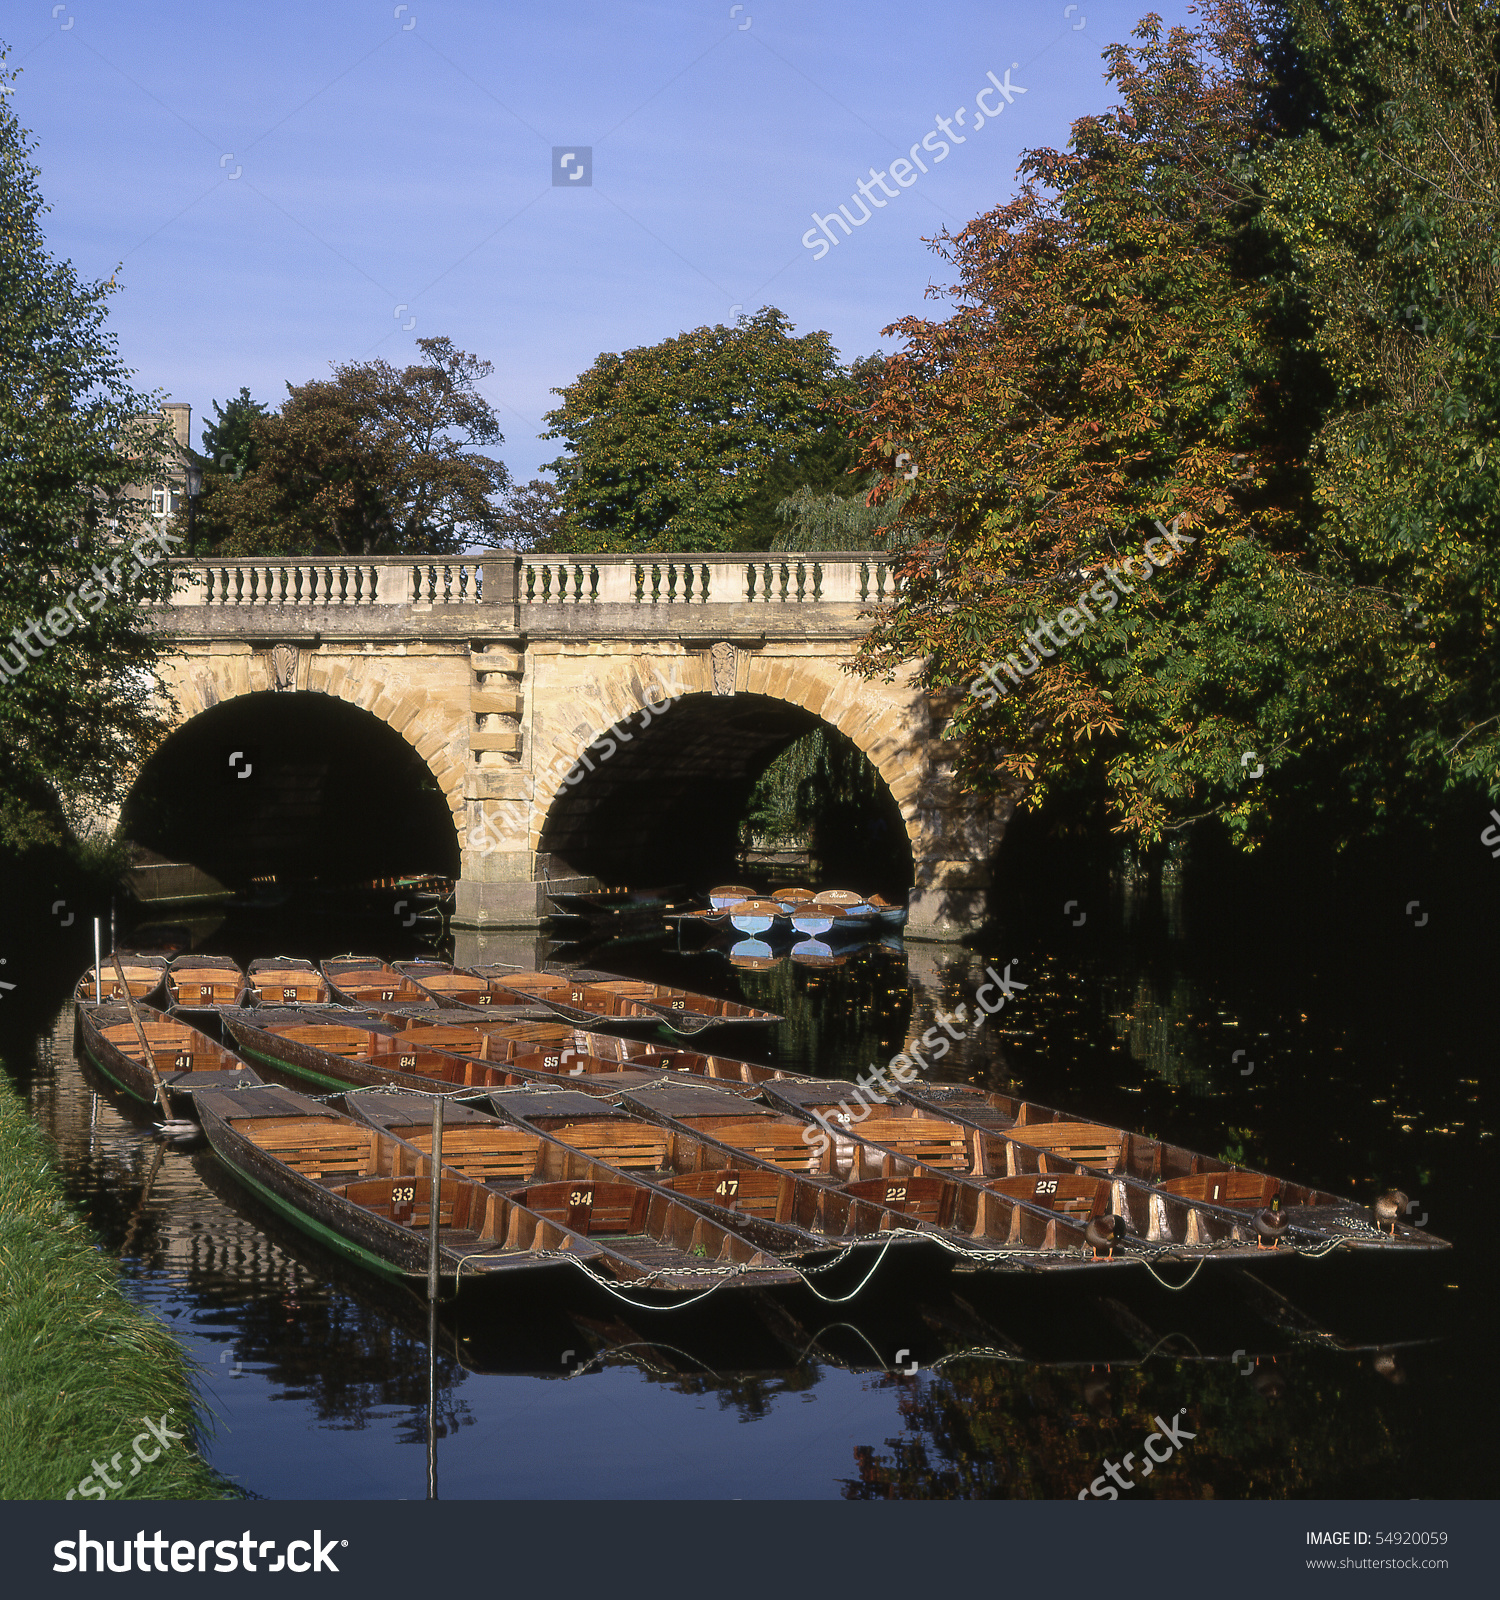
[159,552,895,614]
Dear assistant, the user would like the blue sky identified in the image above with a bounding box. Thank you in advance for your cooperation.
[7,0,1194,483]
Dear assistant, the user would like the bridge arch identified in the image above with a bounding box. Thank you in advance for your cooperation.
[120,647,470,885]
[513,643,940,898]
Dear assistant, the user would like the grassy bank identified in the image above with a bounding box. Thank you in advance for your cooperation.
[0,1068,233,1500]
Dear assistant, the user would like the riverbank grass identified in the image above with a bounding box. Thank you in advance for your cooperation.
[0,1068,232,1499]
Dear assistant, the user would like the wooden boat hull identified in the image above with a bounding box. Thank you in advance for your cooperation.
[764,1080,1451,1258]
[615,1084,1100,1270]
[476,966,783,1036]
[76,1004,262,1110]
[74,955,168,1007]
[350,1095,802,1288]
[166,955,247,1009]
[196,1085,607,1286]
[320,957,432,1007]
[247,959,331,1006]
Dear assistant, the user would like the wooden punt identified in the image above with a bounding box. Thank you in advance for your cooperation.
[393,959,515,1007]
[320,956,432,1007]
[487,1088,954,1261]
[896,1082,1452,1253]
[619,1083,1111,1269]
[349,1094,801,1288]
[475,967,783,1035]
[247,957,330,1006]
[219,1008,751,1101]
[378,1012,806,1094]
[76,1003,262,1109]
[195,1083,612,1287]
[74,954,168,1006]
[221,1010,549,1098]
[166,954,247,1009]
[767,1080,1449,1256]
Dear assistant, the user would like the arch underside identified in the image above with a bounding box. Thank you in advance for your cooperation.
[536,692,912,889]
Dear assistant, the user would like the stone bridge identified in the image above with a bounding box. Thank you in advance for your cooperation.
[139,553,1004,940]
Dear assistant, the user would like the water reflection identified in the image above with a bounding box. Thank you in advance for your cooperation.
[2,881,1484,1498]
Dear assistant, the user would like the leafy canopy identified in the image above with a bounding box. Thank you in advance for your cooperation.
[0,51,176,851]
[543,308,862,553]
[199,336,509,557]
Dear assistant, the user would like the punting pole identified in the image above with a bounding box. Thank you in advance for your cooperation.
[93,919,103,1005]
[113,952,174,1124]
[109,897,116,958]
[426,1094,444,1303]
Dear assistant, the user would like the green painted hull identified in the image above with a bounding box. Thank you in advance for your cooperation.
[211,1150,415,1284]
[81,1037,154,1107]
[235,1040,356,1095]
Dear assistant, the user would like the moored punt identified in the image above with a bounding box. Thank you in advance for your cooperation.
[74,953,168,1006]
[195,1083,611,1287]
[619,1083,1111,1270]
[166,954,247,1009]
[76,1003,262,1110]
[390,1020,795,1098]
[221,1009,549,1098]
[321,956,432,1006]
[489,1087,953,1261]
[221,1008,770,1101]
[247,957,330,1006]
[349,1094,801,1287]
[767,1080,1449,1257]
[477,967,783,1035]
[394,959,515,1007]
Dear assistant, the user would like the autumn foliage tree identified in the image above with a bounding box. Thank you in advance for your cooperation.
[200,337,509,556]
[853,1,1427,847]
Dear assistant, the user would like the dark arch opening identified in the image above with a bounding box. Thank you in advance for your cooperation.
[120,693,459,891]
[538,691,910,892]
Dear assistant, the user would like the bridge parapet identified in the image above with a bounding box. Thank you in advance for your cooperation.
[159,552,896,623]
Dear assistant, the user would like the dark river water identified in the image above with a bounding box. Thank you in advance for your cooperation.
[6,878,1495,1500]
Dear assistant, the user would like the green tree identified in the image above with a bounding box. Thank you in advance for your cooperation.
[0,52,176,851]
[543,308,862,553]
[202,337,509,556]
[493,476,573,551]
[851,2,1365,847]
[1257,0,1500,819]
[199,386,266,481]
